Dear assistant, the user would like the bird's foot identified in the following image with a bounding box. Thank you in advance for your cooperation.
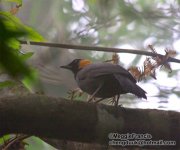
[67,88,84,100]
[87,96,96,102]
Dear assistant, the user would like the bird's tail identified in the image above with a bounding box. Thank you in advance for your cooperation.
[114,74,147,99]
[133,84,147,99]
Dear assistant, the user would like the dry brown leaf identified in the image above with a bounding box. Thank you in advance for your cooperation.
[148,46,176,73]
[143,58,156,79]
[148,44,157,54]
[104,53,120,64]
[10,4,22,15]
[128,66,143,81]
[112,53,120,64]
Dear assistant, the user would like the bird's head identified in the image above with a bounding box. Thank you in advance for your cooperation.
[60,59,92,75]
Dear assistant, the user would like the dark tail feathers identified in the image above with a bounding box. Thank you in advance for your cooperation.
[114,74,147,99]
[133,84,147,99]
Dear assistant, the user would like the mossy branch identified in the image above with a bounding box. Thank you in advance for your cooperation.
[0,94,179,149]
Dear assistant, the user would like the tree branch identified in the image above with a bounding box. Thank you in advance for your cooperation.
[19,41,180,64]
[0,94,179,149]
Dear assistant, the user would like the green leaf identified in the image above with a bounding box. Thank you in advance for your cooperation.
[3,0,22,5]
[25,136,56,150]
[0,80,16,89]
[25,26,45,42]
[0,12,44,41]
[0,44,31,77]
[0,11,22,26]
[0,135,11,144]
[20,52,34,61]
[6,38,21,50]
[0,12,42,81]
[22,69,38,91]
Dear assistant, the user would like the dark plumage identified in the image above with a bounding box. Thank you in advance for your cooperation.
[61,59,147,101]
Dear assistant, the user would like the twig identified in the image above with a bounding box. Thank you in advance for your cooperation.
[2,134,30,150]
[19,41,180,63]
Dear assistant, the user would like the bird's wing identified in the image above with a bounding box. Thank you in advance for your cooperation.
[78,63,137,83]
[114,74,147,99]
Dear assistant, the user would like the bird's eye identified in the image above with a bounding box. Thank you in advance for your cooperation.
[72,59,81,64]
[74,59,79,63]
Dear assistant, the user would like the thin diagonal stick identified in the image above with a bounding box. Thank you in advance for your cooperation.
[19,41,180,64]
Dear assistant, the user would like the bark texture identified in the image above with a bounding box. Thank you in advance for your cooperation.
[0,94,179,149]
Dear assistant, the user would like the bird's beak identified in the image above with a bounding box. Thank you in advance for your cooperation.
[60,65,72,70]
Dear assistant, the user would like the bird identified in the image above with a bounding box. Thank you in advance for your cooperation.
[61,59,147,105]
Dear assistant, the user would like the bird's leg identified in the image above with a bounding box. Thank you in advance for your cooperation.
[109,96,115,104]
[108,96,116,105]
[108,95,120,106]
[113,95,121,118]
[114,94,120,107]
[95,98,106,103]
[86,95,96,102]
[87,84,102,102]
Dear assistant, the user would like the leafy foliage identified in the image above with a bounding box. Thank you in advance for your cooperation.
[0,80,16,89]
[0,11,44,89]
[0,2,45,149]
